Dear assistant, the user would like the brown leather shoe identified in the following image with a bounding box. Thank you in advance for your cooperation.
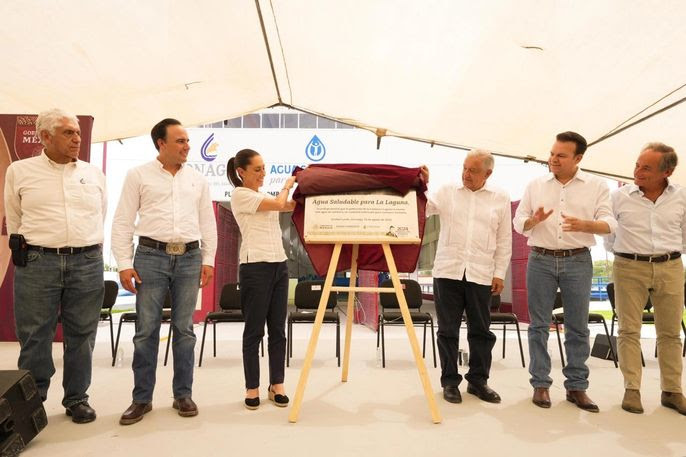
[119,402,152,425]
[566,390,599,413]
[532,387,551,408]
[661,391,686,415]
[172,397,198,417]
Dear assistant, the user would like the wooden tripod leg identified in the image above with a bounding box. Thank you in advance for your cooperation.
[288,243,343,423]
[341,244,359,382]
[381,243,442,424]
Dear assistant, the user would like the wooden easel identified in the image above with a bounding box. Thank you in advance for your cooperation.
[288,237,442,424]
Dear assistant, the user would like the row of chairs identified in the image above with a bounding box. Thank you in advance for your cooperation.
[198,281,335,367]
[200,279,526,369]
[103,279,686,370]
[99,279,526,369]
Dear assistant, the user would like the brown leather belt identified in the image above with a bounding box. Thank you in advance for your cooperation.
[27,244,101,255]
[531,246,588,257]
[614,252,681,263]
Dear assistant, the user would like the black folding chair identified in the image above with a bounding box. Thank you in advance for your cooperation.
[552,292,618,368]
[490,295,526,367]
[376,279,436,368]
[287,280,340,367]
[100,280,119,358]
[198,283,263,367]
[113,291,172,367]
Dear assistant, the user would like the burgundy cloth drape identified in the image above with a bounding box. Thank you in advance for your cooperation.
[291,164,427,276]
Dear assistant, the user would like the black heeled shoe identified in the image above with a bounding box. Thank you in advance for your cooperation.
[244,396,260,410]
[268,385,289,407]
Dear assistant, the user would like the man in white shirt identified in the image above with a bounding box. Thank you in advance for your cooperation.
[112,118,217,425]
[424,150,512,404]
[605,142,686,415]
[513,131,616,412]
[4,109,106,423]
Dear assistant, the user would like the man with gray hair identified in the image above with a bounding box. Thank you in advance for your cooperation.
[3,109,106,423]
[421,149,512,404]
[605,142,686,415]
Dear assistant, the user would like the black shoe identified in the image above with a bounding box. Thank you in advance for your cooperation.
[244,397,260,410]
[443,386,462,404]
[268,385,289,407]
[65,401,96,424]
[467,383,501,404]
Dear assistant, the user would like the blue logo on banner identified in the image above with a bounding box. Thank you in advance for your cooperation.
[200,133,218,162]
[305,135,326,161]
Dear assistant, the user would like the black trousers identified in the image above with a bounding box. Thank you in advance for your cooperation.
[239,261,289,389]
[434,276,495,387]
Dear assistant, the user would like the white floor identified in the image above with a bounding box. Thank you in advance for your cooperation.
[1,309,685,457]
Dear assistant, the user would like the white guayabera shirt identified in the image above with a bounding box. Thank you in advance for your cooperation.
[427,183,512,286]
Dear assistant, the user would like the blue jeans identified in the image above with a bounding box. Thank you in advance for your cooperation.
[526,249,593,391]
[131,244,201,403]
[14,248,104,407]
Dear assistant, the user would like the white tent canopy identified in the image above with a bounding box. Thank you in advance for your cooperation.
[1,1,685,182]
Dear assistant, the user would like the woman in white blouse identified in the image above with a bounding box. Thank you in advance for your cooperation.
[227,148,296,410]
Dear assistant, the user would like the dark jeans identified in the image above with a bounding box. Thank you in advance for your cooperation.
[131,244,201,403]
[14,248,104,407]
[239,261,288,389]
[434,276,495,387]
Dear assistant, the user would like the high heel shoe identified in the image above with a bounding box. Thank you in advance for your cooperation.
[268,385,289,407]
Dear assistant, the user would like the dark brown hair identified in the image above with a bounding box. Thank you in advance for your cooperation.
[556,131,587,155]
[227,149,260,187]
[151,118,181,151]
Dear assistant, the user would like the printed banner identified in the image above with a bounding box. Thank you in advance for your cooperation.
[304,190,419,242]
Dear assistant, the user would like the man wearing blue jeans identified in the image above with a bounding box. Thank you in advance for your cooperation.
[112,118,217,425]
[4,109,107,423]
[513,131,616,412]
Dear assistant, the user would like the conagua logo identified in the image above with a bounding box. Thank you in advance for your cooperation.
[305,134,325,162]
[200,133,218,162]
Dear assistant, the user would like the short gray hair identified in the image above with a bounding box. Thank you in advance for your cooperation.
[35,109,79,146]
[642,142,678,172]
[466,149,494,171]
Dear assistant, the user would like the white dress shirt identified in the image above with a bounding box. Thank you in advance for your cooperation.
[427,183,512,286]
[111,160,217,270]
[513,169,617,249]
[604,181,686,254]
[4,151,106,247]
[230,187,287,264]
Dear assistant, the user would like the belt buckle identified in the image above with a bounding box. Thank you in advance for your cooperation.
[553,250,565,257]
[166,242,186,255]
[57,247,73,255]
